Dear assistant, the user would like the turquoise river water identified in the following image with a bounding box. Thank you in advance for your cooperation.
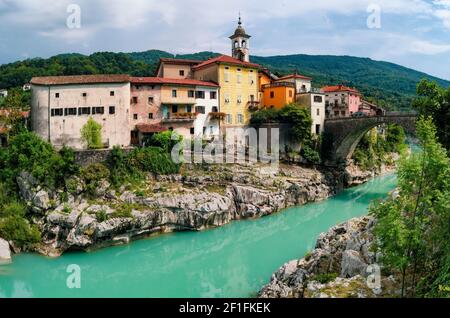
[0,174,397,298]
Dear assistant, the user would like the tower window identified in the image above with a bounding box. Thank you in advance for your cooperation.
[179,70,185,76]
[234,41,239,48]
[242,40,246,48]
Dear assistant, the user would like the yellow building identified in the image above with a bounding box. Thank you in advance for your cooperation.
[193,19,260,127]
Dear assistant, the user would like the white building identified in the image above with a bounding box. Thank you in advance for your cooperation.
[193,85,220,140]
[296,92,326,136]
[30,75,131,150]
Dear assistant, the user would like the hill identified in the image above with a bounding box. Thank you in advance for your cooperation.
[0,49,449,110]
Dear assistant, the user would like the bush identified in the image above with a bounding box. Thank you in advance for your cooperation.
[0,131,79,189]
[81,163,110,195]
[127,147,180,175]
[96,210,108,223]
[249,108,280,126]
[312,273,339,284]
[81,118,103,149]
[146,131,182,153]
[301,145,321,164]
[0,201,27,218]
[0,215,41,248]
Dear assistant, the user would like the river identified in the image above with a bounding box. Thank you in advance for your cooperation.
[0,173,397,298]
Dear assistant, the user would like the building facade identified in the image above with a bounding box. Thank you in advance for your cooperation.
[296,92,326,135]
[261,81,296,109]
[322,85,361,118]
[30,75,131,150]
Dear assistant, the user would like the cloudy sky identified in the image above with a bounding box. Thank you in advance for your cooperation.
[0,0,449,80]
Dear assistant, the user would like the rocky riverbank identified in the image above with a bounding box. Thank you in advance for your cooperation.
[258,216,401,298]
[9,163,347,258]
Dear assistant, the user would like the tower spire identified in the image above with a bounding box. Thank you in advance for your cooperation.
[238,12,242,26]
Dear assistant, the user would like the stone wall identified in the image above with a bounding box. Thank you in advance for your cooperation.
[74,147,134,167]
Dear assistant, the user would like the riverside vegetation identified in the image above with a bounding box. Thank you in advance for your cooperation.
[259,81,450,298]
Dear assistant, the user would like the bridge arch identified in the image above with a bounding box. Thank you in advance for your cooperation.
[324,114,417,166]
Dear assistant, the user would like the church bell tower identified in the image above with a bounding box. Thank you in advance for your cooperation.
[229,15,251,62]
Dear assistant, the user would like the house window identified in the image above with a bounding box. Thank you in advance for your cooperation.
[132,96,138,104]
[224,94,230,103]
[316,124,321,135]
[135,85,141,90]
[226,114,232,124]
[237,95,242,104]
[317,108,320,116]
[334,111,339,116]
[55,93,60,98]
[186,105,192,113]
[196,91,205,99]
[341,111,346,116]
[172,90,177,98]
[210,91,217,99]
[190,127,195,135]
[270,91,275,98]
[92,107,105,115]
[179,70,185,77]
[203,127,207,135]
[325,101,330,107]
[188,90,195,98]
[212,106,218,112]
[64,108,77,116]
[237,74,242,84]
[133,114,138,120]
[237,113,244,124]
[109,106,116,115]
[172,105,178,113]
[314,96,323,103]
[168,127,174,131]
[289,90,293,98]
[195,106,206,114]
[78,107,91,115]
[82,93,87,97]
[224,71,230,82]
[51,108,63,117]
[148,96,154,104]
[148,113,153,119]
[110,91,115,97]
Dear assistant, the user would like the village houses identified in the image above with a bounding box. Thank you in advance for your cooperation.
[28,17,381,150]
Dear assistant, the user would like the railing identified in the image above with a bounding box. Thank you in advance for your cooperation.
[209,112,226,120]
[247,100,261,111]
[262,82,295,89]
[163,112,197,122]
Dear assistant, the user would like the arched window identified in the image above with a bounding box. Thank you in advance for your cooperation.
[234,41,239,48]
[242,40,246,48]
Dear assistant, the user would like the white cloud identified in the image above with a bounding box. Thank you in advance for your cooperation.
[410,40,450,54]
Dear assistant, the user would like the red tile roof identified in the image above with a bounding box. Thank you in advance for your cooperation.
[193,55,260,70]
[136,124,167,133]
[30,74,130,86]
[159,58,202,65]
[277,73,312,81]
[322,85,360,94]
[130,77,219,87]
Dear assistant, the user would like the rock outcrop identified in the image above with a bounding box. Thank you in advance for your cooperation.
[259,216,401,298]
[0,238,12,265]
[17,164,341,257]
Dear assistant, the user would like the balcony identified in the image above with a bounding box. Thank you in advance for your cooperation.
[162,112,197,123]
[247,100,261,111]
[209,112,226,120]
[262,82,295,89]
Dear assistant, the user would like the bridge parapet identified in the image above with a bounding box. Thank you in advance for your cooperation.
[323,114,417,166]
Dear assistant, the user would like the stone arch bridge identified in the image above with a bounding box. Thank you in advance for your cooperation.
[324,113,417,166]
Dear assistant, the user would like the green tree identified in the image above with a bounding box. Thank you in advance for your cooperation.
[147,131,182,153]
[370,117,450,297]
[0,88,30,110]
[81,118,103,149]
[413,79,450,150]
[278,104,313,145]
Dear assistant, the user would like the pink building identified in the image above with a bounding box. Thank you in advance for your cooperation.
[322,85,362,118]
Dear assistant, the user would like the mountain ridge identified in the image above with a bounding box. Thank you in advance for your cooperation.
[1,49,449,110]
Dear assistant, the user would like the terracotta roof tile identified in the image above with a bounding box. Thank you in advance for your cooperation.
[193,55,260,70]
[130,77,219,87]
[322,85,360,94]
[277,73,312,81]
[30,74,130,86]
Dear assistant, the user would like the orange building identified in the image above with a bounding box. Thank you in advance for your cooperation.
[261,81,296,109]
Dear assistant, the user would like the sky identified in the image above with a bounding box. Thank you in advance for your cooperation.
[0,0,449,80]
